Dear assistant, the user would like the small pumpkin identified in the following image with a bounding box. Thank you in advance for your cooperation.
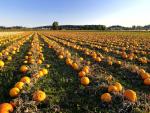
[0,60,4,68]
[114,82,123,92]
[144,78,150,85]
[100,93,112,103]
[38,71,44,77]
[41,68,48,75]
[9,87,20,97]
[72,63,79,70]
[95,57,102,62]
[15,82,24,90]
[20,76,31,84]
[58,55,64,59]
[33,90,46,102]
[66,58,72,65]
[140,72,150,80]
[37,59,42,64]
[20,65,28,73]
[82,66,89,74]
[138,69,145,75]
[78,71,86,78]
[108,85,118,92]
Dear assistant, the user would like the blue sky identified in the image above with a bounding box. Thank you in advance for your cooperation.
[0,0,149,27]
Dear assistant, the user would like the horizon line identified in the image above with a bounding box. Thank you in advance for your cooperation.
[1,24,150,28]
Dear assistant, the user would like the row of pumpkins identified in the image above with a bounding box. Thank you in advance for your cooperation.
[45,34,150,86]
[0,35,48,113]
[0,33,23,47]
[48,31,149,57]
[0,35,31,68]
[42,35,138,103]
[47,32,149,64]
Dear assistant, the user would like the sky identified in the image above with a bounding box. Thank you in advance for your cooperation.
[0,0,150,27]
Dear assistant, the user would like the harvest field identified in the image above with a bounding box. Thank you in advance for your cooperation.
[0,31,149,113]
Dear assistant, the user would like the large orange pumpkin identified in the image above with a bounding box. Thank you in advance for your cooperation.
[0,103,13,113]
[80,77,90,85]
[124,89,137,102]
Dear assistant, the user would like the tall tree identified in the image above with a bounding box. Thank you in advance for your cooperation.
[52,21,59,30]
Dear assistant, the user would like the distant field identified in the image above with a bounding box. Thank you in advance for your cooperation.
[0,31,149,113]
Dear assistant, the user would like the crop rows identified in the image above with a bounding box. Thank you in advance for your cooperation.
[0,31,149,113]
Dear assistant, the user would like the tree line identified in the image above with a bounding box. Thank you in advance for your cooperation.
[0,21,150,30]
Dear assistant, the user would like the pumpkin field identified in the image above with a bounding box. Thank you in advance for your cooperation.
[0,31,149,113]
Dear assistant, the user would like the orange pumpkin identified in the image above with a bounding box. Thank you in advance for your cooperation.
[41,68,48,75]
[100,93,112,102]
[82,66,89,74]
[20,76,31,84]
[140,72,150,80]
[38,71,44,77]
[15,82,24,90]
[108,85,118,92]
[72,63,79,70]
[0,103,13,113]
[37,59,42,64]
[114,82,122,92]
[80,77,90,85]
[124,89,137,102]
[66,58,72,65]
[95,57,102,62]
[138,69,145,75]
[144,78,150,85]
[20,65,28,73]
[9,87,20,97]
[78,71,86,78]
[33,90,46,102]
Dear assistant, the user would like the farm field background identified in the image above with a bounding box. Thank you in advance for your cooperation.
[0,31,149,113]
